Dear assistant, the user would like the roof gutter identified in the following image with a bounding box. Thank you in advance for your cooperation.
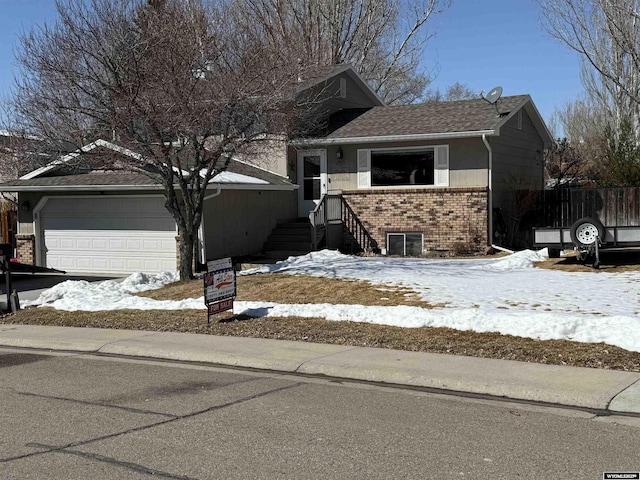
[198,188,223,264]
[0,183,297,193]
[291,129,497,146]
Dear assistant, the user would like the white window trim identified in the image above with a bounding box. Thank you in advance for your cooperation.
[357,144,449,189]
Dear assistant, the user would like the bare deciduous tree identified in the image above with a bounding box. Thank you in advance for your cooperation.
[232,0,451,104]
[538,0,640,132]
[9,0,316,279]
[424,82,478,103]
[544,137,595,188]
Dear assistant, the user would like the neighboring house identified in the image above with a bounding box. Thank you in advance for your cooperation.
[0,65,552,274]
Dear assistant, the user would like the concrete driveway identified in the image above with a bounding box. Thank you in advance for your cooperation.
[1,272,119,310]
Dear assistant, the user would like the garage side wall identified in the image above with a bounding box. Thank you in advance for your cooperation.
[202,189,297,261]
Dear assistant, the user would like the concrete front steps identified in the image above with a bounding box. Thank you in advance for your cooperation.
[262,219,314,260]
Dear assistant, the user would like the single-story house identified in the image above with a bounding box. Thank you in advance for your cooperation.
[0,64,552,274]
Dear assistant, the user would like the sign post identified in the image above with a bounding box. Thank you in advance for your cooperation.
[204,257,236,323]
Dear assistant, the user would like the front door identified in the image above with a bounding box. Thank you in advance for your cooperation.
[297,149,327,218]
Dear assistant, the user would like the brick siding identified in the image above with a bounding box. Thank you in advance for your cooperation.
[341,187,488,255]
[16,234,36,264]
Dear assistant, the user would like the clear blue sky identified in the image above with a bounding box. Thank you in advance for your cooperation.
[426,0,583,129]
[0,0,583,129]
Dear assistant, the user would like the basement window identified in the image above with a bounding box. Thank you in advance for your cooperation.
[387,233,423,256]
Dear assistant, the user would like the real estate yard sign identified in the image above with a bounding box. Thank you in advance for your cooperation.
[204,257,236,322]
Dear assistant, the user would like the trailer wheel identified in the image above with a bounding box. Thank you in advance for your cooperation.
[570,218,604,247]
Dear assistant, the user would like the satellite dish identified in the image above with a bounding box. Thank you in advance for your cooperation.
[484,86,503,104]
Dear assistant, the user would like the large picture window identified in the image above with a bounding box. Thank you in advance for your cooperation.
[371,149,434,186]
[357,145,449,188]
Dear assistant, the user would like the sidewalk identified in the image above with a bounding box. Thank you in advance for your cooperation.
[1,323,639,415]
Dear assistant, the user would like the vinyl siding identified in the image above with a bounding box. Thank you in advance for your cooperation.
[321,72,381,111]
[490,110,545,213]
[308,138,490,193]
[202,189,296,260]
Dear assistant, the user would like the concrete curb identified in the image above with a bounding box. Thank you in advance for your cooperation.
[1,324,639,414]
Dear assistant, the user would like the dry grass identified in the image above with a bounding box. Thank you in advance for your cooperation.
[139,274,439,308]
[3,270,640,372]
[535,249,640,273]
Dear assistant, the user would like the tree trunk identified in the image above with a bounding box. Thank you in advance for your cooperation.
[178,232,195,280]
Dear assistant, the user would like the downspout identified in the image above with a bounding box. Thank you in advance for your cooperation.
[199,188,221,265]
[482,135,512,253]
[482,134,493,248]
[482,133,513,253]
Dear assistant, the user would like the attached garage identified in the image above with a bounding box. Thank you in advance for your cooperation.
[0,139,298,275]
[36,196,177,274]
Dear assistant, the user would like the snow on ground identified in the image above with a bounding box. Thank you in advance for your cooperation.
[23,250,640,352]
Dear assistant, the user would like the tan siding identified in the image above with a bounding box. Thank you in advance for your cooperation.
[306,72,380,114]
[18,189,297,262]
[202,189,296,260]
[491,110,545,213]
[236,137,288,178]
[311,138,490,192]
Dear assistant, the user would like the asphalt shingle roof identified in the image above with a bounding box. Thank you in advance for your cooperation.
[0,159,292,189]
[326,95,530,139]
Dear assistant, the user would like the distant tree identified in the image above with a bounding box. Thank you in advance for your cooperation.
[538,0,640,133]
[594,119,640,186]
[233,0,451,104]
[424,82,477,102]
[9,0,317,279]
[544,137,595,188]
[0,131,54,187]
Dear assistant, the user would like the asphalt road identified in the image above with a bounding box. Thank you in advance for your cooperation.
[1,348,639,480]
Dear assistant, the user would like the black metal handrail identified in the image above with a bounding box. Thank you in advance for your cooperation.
[310,194,379,253]
[338,196,379,253]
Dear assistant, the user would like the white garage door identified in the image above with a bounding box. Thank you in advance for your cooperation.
[40,196,177,274]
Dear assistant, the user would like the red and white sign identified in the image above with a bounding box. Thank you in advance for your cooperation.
[208,298,234,315]
[204,257,236,317]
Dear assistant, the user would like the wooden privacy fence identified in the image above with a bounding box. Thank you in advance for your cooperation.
[1,208,17,248]
[535,187,640,228]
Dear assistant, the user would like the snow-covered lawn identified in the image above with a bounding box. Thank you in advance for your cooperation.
[24,249,640,353]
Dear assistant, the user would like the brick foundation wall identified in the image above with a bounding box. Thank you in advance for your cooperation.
[16,234,36,264]
[341,187,488,255]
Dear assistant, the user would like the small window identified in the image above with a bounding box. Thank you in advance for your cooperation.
[387,233,423,256]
